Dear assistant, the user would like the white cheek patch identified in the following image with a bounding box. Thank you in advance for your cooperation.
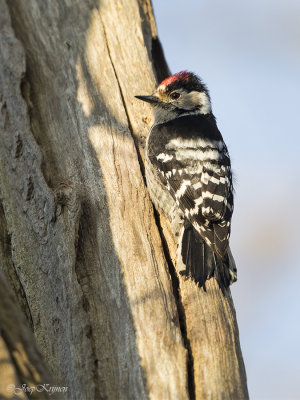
[176,90,211,114]
[194,91,211,114]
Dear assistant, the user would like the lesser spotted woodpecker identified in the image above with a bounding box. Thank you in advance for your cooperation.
[136,71,237,291]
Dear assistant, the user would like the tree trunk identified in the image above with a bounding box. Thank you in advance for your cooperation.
[0,1,249,399]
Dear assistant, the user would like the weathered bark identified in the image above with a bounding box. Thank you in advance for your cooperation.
[0,0,249,399]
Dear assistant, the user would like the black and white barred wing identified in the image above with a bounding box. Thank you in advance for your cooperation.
[199,165,233,257]
[149,139,233,259]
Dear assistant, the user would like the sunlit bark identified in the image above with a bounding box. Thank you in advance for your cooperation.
[0,1,248,398]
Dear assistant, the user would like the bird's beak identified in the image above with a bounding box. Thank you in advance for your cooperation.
[135,95,160,105]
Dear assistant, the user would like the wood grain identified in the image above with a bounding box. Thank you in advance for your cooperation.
[0,0,248,398]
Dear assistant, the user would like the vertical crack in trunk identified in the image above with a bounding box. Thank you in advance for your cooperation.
[100,18,146,179]
[153,210,196,400]
[73,204,100,400]
[100,16,196,399]
[0,2,249,398]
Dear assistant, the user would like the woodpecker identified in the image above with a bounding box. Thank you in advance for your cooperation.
[136,71,237,291]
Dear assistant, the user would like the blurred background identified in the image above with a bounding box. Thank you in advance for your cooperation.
[152,1,300,399]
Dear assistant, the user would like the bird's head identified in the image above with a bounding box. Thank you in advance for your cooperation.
[136,71,211,124]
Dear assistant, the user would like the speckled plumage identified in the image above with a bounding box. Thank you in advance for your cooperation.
[137,72,237,290]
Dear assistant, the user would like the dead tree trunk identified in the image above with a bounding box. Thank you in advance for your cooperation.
[0,1,249,399]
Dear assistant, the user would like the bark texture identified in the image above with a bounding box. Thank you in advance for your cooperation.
[0,0,249,399]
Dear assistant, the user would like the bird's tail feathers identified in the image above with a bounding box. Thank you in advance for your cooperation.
[177,221,237,292]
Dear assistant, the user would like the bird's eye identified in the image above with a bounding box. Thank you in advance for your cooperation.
[170,92,180,100]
